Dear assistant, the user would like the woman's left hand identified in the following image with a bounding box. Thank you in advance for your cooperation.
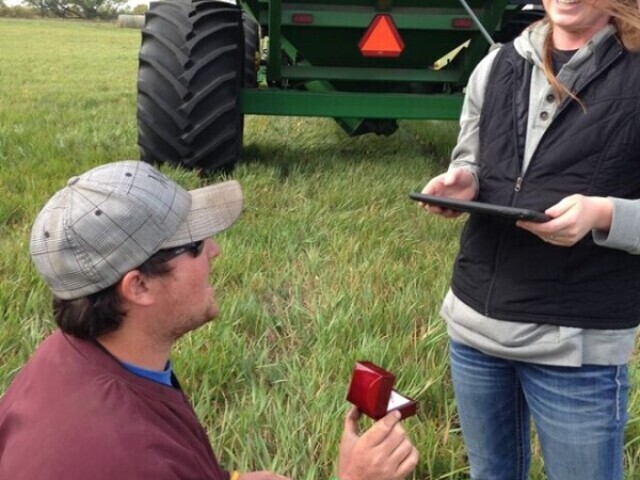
[517,194,613,247]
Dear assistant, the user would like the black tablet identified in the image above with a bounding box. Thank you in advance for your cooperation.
[409,192,551,223]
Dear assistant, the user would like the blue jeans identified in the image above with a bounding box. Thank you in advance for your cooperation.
[449,339,629,480]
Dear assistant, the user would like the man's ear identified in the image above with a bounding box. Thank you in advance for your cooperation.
[118,270,156,307]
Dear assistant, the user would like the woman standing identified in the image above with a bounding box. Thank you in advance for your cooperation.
[420,1,640,479]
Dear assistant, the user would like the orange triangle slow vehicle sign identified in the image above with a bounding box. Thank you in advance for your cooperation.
[359,14,405,58]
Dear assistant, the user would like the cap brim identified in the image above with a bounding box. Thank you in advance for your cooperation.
[161,180,243,248]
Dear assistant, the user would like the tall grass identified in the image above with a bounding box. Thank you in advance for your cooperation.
[1,17,638,479]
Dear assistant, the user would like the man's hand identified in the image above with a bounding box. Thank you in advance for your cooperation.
[420,168,478,218]
[337,407,419,480]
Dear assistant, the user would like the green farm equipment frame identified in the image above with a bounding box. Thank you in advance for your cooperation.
[137,0,543,171]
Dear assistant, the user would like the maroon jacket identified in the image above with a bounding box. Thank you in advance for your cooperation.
[0,330,230,480]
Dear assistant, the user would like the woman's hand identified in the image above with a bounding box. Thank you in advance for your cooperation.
[420,168,478,218]
[517,194,613,246]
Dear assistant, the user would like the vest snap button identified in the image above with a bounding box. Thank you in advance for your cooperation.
[540,111,549,121]
[546,94,555,103]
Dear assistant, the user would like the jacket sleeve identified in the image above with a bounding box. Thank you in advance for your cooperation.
[593,198,640,254]
[448,46,501,179]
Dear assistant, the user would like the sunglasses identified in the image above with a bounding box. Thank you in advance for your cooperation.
[158,240,205,260]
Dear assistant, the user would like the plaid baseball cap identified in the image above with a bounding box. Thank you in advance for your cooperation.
[30,161,243,300]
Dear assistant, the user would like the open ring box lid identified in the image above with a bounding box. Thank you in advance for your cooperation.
[346,361,417,420]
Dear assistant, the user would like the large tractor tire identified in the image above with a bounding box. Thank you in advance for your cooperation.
[137,0,244,172]
[238,12,259,144]
[242,12,259,88]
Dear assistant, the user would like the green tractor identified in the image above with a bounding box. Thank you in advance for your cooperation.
[137,0,543,172]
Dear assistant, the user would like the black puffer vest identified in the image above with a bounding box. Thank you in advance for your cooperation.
[451,38,640,329]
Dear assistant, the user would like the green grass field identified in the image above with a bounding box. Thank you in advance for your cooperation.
[1,18,639,479]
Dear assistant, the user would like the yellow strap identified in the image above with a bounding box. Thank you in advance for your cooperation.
[230,471,241,480]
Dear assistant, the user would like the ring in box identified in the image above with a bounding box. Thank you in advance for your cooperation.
[346,361,417,420]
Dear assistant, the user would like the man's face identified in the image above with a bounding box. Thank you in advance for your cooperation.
[154,238,221,340]
[542,0,611,48]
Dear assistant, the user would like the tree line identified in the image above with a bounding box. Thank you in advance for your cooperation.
[0,0,147,19]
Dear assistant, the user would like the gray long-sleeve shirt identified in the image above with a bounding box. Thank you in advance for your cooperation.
[442,22,639,366]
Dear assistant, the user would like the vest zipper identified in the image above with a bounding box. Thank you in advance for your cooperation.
[483,225,509,316]
[481,41,623,319]
[514,176,523,193]
[484,141,525,314]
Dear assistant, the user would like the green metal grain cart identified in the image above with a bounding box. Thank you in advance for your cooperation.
[137,0,543,171]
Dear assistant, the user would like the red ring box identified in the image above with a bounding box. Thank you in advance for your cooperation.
[346,361,417,420]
